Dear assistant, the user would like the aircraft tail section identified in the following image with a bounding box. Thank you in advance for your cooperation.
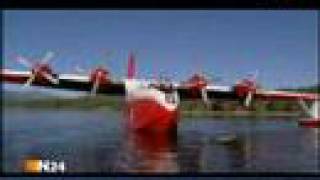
[127,52,136,79]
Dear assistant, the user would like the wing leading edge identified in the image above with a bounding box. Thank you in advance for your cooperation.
[2,69,319,101]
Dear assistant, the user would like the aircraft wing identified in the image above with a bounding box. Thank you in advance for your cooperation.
[176,84,238,100]
[2,69,318,101]
[1,69,126,95]
[2,69,240,100]
[254,90,319,101]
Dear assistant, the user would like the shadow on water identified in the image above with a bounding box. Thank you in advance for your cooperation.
[3,108,319,173]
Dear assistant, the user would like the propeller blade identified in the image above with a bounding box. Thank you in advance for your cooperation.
[91,80,100,95]
[247,69,259,82]
[244,91,253,107]
[201,87,211,108]
[16,56,33,68]
[91,72,101,95]
[41,51,55,64]
[74,65,86,74]
[24,73,37,87]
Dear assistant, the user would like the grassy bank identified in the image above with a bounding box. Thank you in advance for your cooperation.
[4,95,306,118]
[4,95,124,111]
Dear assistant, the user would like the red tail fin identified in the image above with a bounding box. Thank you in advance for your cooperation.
[127,52,136,79]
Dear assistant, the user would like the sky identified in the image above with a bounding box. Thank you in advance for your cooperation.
[3,10,318,90]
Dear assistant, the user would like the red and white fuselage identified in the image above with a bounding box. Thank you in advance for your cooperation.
[124,79,179,132]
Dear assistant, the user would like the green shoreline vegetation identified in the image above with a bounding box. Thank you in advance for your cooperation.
[4,95,124,110]
[4,85,318,117]
[3,95,306,118]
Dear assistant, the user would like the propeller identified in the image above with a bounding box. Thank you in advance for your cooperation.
[74,65,86,74]
[245,70,259,107]
[199,75,212,108]
[247,69,259,83]
[244,91,253,107]
[187,54,215,108]
[235,70,259,108]
[91,71,102,95]
[200,71,222,83]
[72,49,114,74]
[201,87,211,108]
[71,50,113,95]
[194,71,223,108]
[183,72,212,109]
[24,73,37,87]
[41,51,55,64]
[89,67,110,96]
[15,51,59,87]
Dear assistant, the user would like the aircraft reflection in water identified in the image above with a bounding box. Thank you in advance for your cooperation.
[13,116,319,173]
[112,121,254,173]
[121,134,262,172]
[115,130,179,172]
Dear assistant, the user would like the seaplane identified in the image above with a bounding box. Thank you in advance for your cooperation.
[2,51,319,132]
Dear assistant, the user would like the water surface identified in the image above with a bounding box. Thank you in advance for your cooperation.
[3,108,319,173]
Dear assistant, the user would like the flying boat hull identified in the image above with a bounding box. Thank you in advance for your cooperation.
[125,79,179,132]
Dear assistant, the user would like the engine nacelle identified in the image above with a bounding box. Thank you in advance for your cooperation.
[31,63,55,84]
[234,79,257,98]
[90,67,110,84]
